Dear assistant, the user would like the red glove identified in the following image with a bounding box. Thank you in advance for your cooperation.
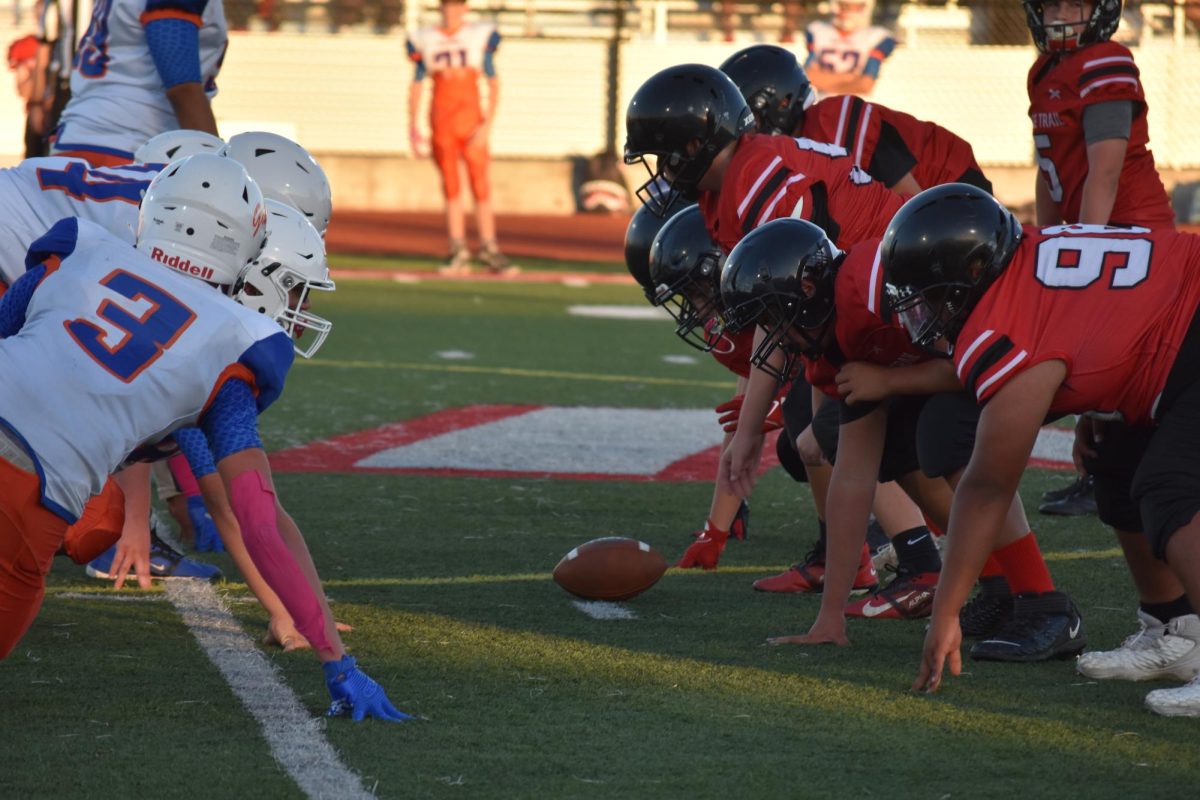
[717,394,784,434]
[675,520,730,570]
[715,394,744,430]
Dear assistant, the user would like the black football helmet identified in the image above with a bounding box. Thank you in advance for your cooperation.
[881,183,1022,348]
[624,64,756,217]
[719,218,842,382]
[1023,0,1122,53]
[624,197,693,301]
[647,205,726,351]
[719,45,814,136]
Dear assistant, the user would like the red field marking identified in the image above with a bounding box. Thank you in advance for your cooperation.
[328,267,636,285]
[269,405,781,482]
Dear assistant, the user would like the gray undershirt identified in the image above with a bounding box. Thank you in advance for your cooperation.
[1082,100,1134,144]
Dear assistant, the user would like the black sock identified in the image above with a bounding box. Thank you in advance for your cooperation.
[1140,594,1196,625]
[816,518,827,551]
[891,526,941,574]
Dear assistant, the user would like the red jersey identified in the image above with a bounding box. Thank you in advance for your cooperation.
[955,224,1200,424]
[698,133,905,254]
[708,323,755,379]
[801,96,984,191]
[803,238,928,398]
[1028,42,1174,230]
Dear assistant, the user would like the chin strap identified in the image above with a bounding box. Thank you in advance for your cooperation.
[229,470,332,653]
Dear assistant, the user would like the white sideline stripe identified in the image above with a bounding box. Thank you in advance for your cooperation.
[165,581,374,800]
[56,592,168,603]
[572,600,637,620]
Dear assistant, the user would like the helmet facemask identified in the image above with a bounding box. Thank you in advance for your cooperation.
[652,250,726,351]
[626,144,715,218]
[234,262,335,358]
[887,281,974,350]
[1023,0,1122,54]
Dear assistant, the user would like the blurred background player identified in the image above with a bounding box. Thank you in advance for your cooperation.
[1018,0,1197,686]
[50,0,226,166]
[407,0,513,276]
[804,0,896,97]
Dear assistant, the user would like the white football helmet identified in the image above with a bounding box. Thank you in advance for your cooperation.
[136,154,268,287]
[220,132,332,236]
[134,130,225,165]
[233,200,335,358]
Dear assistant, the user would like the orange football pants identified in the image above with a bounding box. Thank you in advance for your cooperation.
[0,455,71,659]
[431,126,491,201]
[61,477,125,564]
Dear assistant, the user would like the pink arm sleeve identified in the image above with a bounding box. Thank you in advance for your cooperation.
[228,470,332,652]
[168,453,201,497]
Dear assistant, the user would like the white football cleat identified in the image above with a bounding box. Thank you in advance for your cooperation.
[1146,674,1200,718]
[1077,612,1200,682]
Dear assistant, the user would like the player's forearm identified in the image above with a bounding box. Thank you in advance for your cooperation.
[1034,174,1061,227]
[408,82,423,130]
[1078,143,1124,225]
[931,470,1013,623]
[818,463,876,618]
[197,472,294,626]
[484,77,499,127]
[219,454,342,661]
[165,82,218,136]
[883,359,962,397]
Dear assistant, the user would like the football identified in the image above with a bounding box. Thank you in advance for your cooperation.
[552,537,668,602]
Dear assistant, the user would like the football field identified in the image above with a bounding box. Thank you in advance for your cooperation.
[2,255,1196,799]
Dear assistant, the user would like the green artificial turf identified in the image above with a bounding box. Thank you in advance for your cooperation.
[2,260,1193,799]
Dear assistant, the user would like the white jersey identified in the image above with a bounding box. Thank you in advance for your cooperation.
[56,0,227,158]
[805,21,896,77]
[0,157,157,286]
[407,21,498,80]
[0,218,292,521]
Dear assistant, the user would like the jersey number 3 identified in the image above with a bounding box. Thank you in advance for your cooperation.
[65,270,196,383]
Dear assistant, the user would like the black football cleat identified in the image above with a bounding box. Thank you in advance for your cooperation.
[960,576,1014,638]
[970,591,1086,662]
[1038,474,1097,516]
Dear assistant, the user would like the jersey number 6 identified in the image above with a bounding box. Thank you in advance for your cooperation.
[65,270,197,383]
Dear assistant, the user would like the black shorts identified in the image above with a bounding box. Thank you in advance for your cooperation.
[1081,420,1152,533]
[1131,303,1200,557]
[810,395,924,484]
[916,392,982,479]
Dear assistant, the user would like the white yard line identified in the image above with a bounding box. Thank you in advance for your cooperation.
[572,600,637,620]
[164,581,374,800]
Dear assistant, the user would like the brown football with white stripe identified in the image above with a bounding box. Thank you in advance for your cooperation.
[553,537,667,602]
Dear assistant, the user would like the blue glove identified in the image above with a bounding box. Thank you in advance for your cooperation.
[323,655,413,723]
[188,495,223,553]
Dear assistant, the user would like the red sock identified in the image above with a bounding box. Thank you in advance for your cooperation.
[922,513,944,538]
[993,532,1055,595]
[980,555,1005,578]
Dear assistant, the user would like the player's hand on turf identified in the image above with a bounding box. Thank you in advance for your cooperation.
[835,361,891,405]
[111,523,153,590]
[1072,416,1098,472]
[766,614,850,647]
[913,614,963,693]
[266,618,355,651]
[324,655,414,723]
[674,521,729,570]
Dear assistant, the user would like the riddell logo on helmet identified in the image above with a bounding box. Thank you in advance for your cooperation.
[150,247,214,280]
[251,203,268,238]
